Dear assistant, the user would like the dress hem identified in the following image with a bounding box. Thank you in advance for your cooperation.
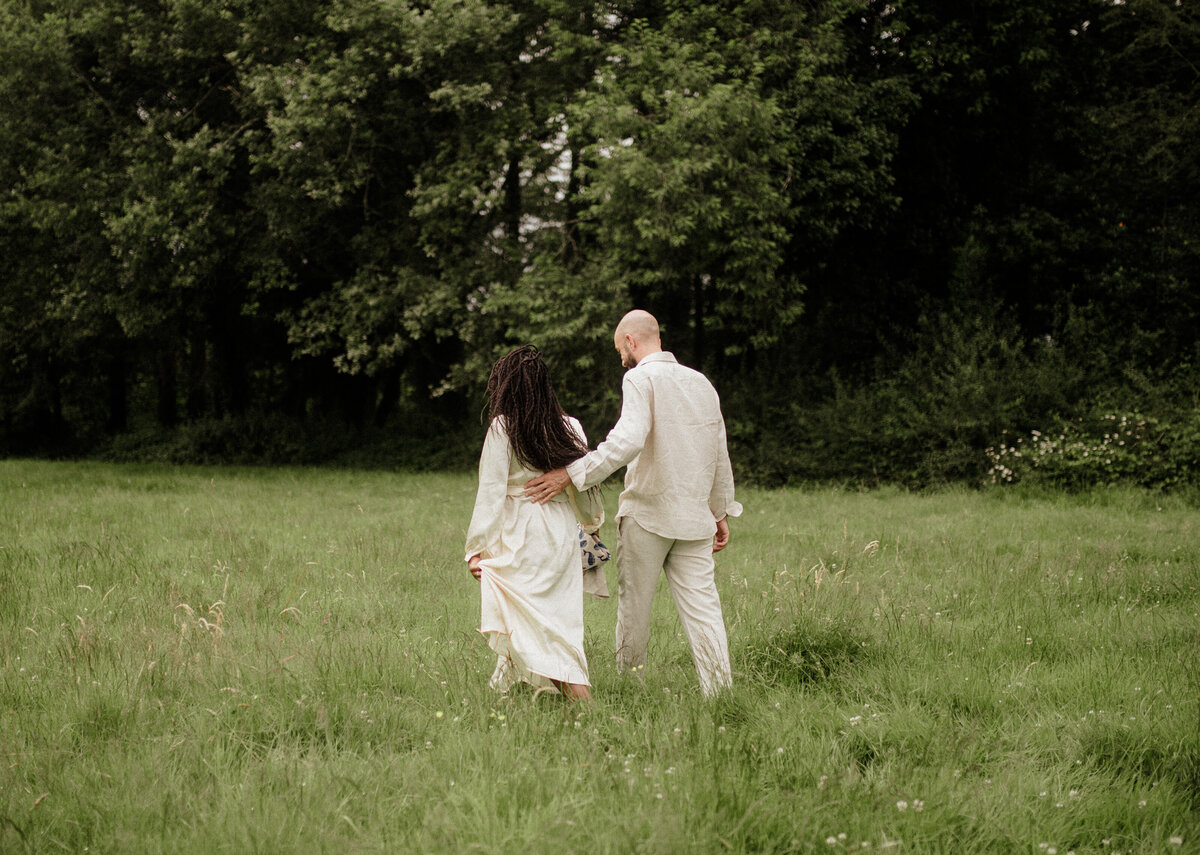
[478,629,590,688]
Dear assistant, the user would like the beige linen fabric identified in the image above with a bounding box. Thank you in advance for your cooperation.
[616,518,732,696]
[464,417,589,691]
[565,352,742,538]
[564,351,741,695]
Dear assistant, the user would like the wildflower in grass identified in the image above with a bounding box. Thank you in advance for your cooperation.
[827,837,838,846]
[1170,837,1183,847]
[896,800,908,811]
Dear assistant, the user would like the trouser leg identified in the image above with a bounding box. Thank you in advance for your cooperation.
[663,537,732,697]
[614,518,670,677]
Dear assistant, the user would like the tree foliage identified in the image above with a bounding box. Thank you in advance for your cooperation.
[1,0,1196,486]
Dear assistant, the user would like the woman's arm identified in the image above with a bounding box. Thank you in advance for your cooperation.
[463,419,510,564]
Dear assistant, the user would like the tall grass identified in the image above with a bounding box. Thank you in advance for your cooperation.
[1,461,1196,854]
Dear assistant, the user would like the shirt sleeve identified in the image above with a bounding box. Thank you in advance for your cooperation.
[464,419,510,561]
[709,411,743,521]
[566,373,652,490]
[566,416,605,533]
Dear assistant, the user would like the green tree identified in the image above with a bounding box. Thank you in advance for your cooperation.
[0,5,125,449]
[568,5,792,372]
[1066,0,1200,385]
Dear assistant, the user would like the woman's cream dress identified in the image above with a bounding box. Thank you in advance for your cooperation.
[464,417,589,691]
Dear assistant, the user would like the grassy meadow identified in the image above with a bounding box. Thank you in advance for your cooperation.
[0,460,1197,854]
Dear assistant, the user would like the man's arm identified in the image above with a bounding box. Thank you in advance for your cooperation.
[526,375,651,503]
[708,403,743,522]
[713,517,730,553]
[524,466,572,503]
[709,394,740,552]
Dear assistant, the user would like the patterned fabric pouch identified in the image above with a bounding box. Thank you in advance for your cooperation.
[567,486,611,599]
[577,525,611,568]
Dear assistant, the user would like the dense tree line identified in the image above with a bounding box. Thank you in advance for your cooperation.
[2,0,1197,486]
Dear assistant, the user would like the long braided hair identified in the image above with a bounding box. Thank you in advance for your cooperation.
[485,345,588,472]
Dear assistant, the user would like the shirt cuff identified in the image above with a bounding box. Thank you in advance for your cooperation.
[566,458,588,490]
[721,500,744,519]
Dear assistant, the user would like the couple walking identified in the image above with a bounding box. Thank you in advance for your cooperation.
[464,310,743,700]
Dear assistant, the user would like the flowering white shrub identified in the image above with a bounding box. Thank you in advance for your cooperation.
[985,412,1164,488]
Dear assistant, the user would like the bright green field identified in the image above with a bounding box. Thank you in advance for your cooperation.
[1,460,1197,854]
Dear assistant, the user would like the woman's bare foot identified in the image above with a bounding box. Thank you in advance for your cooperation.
[551,679,591,701]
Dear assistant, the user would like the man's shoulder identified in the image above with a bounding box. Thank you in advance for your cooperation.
[635,352,700,376]
[652,357,713,387]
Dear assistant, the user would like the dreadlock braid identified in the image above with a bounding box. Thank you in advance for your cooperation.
[485,345,588,472]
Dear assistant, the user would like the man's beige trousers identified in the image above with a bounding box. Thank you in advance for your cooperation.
[615,518,732,696]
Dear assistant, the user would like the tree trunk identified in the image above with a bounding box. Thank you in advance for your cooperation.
[374,365,402,428]
[659,287,690,366]
[565,144,583,263]
[207,277,249,417]
[27,354,66,450]
[105,346,128,433]
[155,345,178,428]
[338,372,369,430]
[502,149,522,246]
[185,326,208,420]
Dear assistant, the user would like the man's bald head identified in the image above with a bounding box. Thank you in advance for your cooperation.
[614,310,662,368]
[615,310,661,345]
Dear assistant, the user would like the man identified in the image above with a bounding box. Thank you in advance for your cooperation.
[525,309,742,696]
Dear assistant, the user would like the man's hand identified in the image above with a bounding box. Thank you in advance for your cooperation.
[524,468,571,504]
[467,554,483,580]
[713,517,731,553]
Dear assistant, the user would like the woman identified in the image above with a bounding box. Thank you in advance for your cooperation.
[464,346,594,700]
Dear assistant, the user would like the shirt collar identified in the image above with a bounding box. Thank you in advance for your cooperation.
[636,351,677,367]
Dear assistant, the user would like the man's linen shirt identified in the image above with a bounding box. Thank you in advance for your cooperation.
[565,352,743,541]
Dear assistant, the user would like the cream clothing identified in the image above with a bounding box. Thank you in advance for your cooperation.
[464,417,589,691]
[565,351,743,539]
[616,518,732,697]
[564,351,741,695]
